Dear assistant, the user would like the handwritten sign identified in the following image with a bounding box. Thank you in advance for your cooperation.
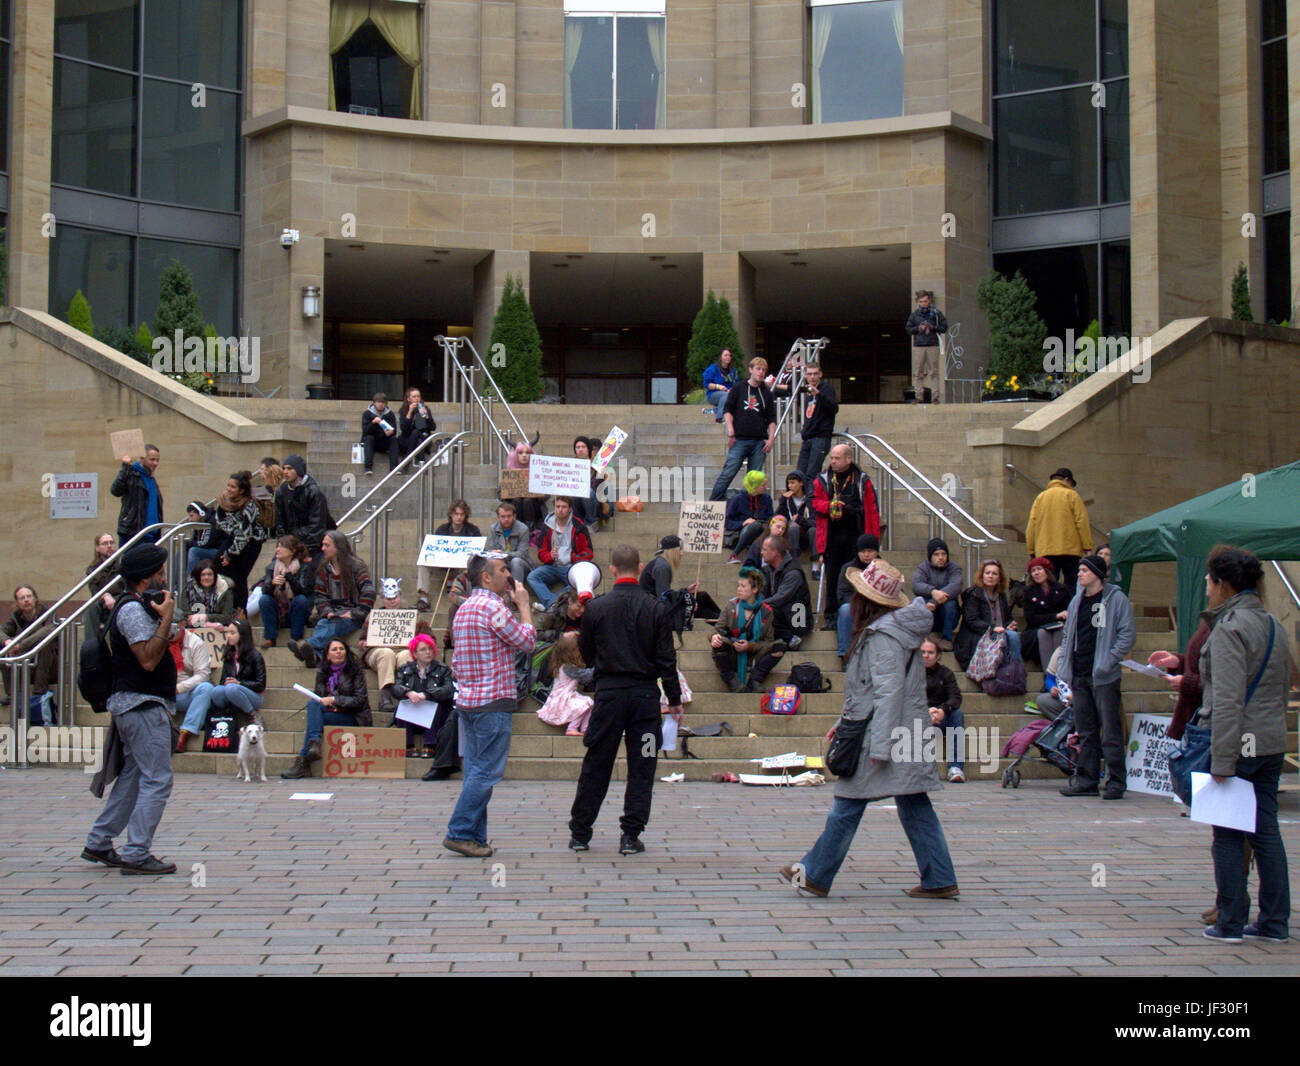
[320,726,407,779]
[109,428,145,461]
[50,473,98,519]
[529,454,591,497]
[196,627,225,651]
[1125,713,1177,797]
[416,534,485,569]
[591,426,628,474]
[366,609,417,648]
[499,469,543,498]
[677,500,726,553]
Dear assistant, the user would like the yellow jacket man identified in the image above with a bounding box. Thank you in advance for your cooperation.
[1025,468,1093,589]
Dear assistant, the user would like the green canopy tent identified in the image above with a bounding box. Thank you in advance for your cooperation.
[1110,461,1300,650]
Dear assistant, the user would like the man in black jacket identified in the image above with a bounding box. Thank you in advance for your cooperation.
[922,636,966,783]
[749,534,811,689]
[274,455,333,587]
[360,393,399,474]
[111,445,164,544]
[569,545,682,855]
[795,363,839,488]
[905,289,947,400]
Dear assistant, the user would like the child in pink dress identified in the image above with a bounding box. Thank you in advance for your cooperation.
[536,632,595,736]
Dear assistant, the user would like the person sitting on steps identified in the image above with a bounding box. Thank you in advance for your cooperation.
[281,638,372,779]
[710,567,776,694]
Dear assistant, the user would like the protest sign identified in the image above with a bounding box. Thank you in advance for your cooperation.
[366,609,418,648]
[109,429,145,462]
[677,501,726,553]
[196,627,225,651]
[415,534,485,569]
[1125,713,1177,797]
[499,469,543,498]
[320,727,407,779]
[50,474,98,519]
[529,454,591,497]
[591,426,628,474]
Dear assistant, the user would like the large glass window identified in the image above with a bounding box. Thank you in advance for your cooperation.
[1261,0,1288,176]
[139,239,238,334]
[1264,212,1291,324]
[55,0,136,70]
[0,0,11,175]
[329,0,422,120]
[141,80,240,211]
[564,13,665,129]
[993,0,1129,216]
[53,60,137,197]
[810,1,903,123]
[49,225,133,332]
[143,0,240,89]
[993,240,1130,342]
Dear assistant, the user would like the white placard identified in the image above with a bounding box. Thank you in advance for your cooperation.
[1191,772,1257,833]
[416,534,486,569]
[290,793,334,801]
[660,714,678,753]
[528,454,592,497]
[591,426,628,474]
[1124,713,1177,797]
[394,698,436,730]
[365,609,418,648]
[50,473,98,519]
[677,500,727,553]
[754,752,805,769]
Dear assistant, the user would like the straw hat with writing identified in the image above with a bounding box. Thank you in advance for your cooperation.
[845,559,910,608]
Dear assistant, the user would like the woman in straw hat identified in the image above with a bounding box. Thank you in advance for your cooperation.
[780,559,959,899]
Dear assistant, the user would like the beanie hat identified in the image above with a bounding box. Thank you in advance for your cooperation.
[1027,557,1056,579]
[283,455,307,478]
[926,537,949,558]
[1080,554,1108,581]
[856,534,880,553]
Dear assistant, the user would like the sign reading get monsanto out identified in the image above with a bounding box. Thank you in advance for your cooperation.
[321,726,407,779]
[51,474,98,519]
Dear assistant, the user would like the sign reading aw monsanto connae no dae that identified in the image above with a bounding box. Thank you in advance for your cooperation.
[677,500,726,553]
[528,454,591,497]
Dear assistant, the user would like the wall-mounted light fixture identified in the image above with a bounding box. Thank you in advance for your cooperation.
[302,285,321,318]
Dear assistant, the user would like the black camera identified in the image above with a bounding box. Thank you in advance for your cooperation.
[142,589,168,606]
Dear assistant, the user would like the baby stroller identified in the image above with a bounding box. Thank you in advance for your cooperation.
[1000,702,1080,789]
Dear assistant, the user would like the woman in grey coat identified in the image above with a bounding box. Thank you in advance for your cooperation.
[781,560,959,899]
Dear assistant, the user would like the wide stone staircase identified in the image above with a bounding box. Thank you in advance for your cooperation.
[179,400,1298,784]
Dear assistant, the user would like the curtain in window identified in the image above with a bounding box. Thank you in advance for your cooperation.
[368,0,423,120]
[891,2,903,57]
[810,7,834,123]
[563,18,585,128]
[645,19,665,129]
[328,0,372,111]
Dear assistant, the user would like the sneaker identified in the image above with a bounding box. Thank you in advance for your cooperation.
[442,837,494,858]
[532,601,547,613]
[364,469,374,476]
[1244,924,1288,942]
[701,407,714,415]
[416,596,431,612]
[298,643,318,669]
[120,855,178,875]
[286,638,304,662]
[726,555,741,565]
[725,675,744,693]
[938,638,953,652]
[787,635,803,651]
[618,834,645,855]
[80,846,124,868]
[1059,781,1099,797]
[819,619,836,631]
[1101,786,1125,800]
[1203,925,1244,944]
[947,767,965,783]
[778,863,829,897]
[811,562,822,577]
[905,884,961,900]
[568,837,590,852]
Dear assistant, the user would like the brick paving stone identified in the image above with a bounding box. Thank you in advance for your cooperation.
[4,770,1299,977]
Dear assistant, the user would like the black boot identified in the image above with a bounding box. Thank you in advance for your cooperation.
[422,764,458,781]
[379,685,397,717]
[280,754,312,779]
[723,673,743,693]
[305,738,322,763]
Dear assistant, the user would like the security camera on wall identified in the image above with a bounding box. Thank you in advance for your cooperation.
[280,229,300,248]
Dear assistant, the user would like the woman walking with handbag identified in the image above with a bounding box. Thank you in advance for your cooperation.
[1193,546,1291,944]
[780,560,958,899]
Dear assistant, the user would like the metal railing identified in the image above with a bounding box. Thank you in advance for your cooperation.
[1004,462,1111,545]
[335,431,457,528]
[438,335,536,468]
[770,337,830,467]
[0,520,205,763]
[339,432,472,582]
[1271,561,1300,612]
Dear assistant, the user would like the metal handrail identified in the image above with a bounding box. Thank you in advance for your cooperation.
[770,337,830,466]
[335,430,454,527]
[1004,462,1111,544]
[437,335,531,451]
[1271,561,1300,612]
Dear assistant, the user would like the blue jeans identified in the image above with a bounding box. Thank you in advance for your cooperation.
[528,563,572,609]
[447,708,514,845]
[176,683,216,734]
[29,691,57,726]
[799,793,956,893]
[709,388,729,417]
[86,701,175,864]
[939,707,965,771]
[308,615,362,654]
[210,684,263,717]
[1002,628,1022,660]
[302,699,358,754]
[186,546,222,575]
[1212,753,1290,937]
[796,435,831,487]
[261,593,310,641]
[836,601,854,657]
[932,598,959,641]
[709,438,768,501]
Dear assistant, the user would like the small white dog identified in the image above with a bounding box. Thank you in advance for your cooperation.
[236,723,267,783]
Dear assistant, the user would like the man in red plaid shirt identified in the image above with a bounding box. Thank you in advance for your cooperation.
[443,553,535,858]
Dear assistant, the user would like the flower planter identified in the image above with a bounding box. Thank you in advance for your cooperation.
[981,389,1052,402]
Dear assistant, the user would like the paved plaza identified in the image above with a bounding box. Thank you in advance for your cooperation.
[1,769,1298,977]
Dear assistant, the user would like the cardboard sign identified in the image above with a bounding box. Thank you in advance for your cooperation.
[529,454,591,497]
[677,500,727,553]
[109,428,145,462]
[1125,713,1177,797]
[50,473,98,519]
[366,609,417,648]
[195,627,226,651]
[416,534,486,569]
[499,469,543,498]
[320,726,407,779]
[591,426,628,474]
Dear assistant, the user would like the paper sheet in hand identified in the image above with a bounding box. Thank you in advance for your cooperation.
[1190,772,1257,833]
[292,682,319,701]
[1121,659,1173,679]
[394,699,435,730]
[660,714,678,752]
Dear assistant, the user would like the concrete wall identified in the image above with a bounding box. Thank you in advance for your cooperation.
[0,310,309,593]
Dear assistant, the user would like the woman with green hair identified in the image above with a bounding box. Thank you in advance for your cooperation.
[710,567,776,692]
[725,469,774,564]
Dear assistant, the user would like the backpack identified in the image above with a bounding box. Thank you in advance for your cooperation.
[761,684,803,715]
[661,588,695,645]
[981,656,1028,697]
[787,662,831,693]
[76,594,139,714]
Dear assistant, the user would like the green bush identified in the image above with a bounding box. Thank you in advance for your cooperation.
[68,290,95,337]
[976,270,1048,383]
[95,324,152,364]
[686,290,742,389]
[1231,263,1252,321]
[683,387,707,405]
[487,274,544,403]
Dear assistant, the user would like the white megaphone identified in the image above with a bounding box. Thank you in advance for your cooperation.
[567,560,602,603]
